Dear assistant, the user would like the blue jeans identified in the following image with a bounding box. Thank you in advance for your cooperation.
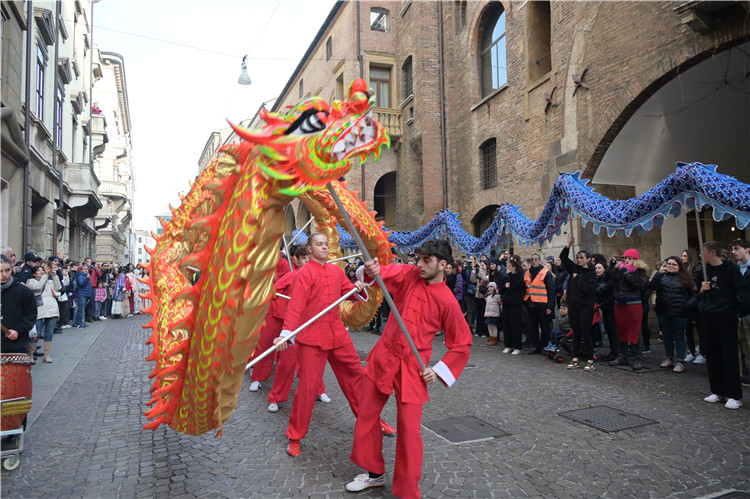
[94,301,102,317]
[34,317,57,342]
[75,296,90,325]
[657,314,688,362]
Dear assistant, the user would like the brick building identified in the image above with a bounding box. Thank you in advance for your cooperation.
[272,1,750,260]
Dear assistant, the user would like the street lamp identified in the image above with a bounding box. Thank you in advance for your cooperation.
[238,55,251,85]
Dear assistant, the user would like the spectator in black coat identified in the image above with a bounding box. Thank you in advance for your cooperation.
[1,255,38,355]
[559,236,598,371]
[595,261,618,361]
[649,256,697,373]
[699,241,750,410]
[16,252,42,284]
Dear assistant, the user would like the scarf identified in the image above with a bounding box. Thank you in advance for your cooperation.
[1,276,14,291]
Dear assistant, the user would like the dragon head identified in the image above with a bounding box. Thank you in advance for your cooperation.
[227,78,390,196]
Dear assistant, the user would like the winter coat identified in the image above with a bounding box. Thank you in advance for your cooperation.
[1,277,38,353]
[26,274,62,319]
[649,272,697,317]
[558,247,597,307]
[699,261,750,315]
[472,268,490,299]
[484,293,502,317]
[613,264,648,305]
[595,274,615,309]
[501,271,525,306]
[76,271,92,298]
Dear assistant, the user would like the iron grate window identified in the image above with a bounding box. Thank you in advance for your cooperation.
[402,56,413,98]
[480,139,497,190]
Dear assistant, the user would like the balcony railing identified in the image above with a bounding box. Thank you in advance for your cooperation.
[372,107,403,138]
[99,180,129,199]
[66,162,100,195]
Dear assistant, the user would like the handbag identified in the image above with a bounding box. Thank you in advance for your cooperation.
[35,294,44,307]
[478,286,488,295]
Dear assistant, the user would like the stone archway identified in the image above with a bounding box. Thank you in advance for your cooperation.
[589,41,750,258]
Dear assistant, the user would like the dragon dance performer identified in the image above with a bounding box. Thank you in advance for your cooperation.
[273,233,395,457]
[257,244,329,412]
[346,239,472,498]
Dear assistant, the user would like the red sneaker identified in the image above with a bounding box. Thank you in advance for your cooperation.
[380,419,395,436]
[287,439,301,457]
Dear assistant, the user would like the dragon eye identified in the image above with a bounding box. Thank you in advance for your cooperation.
[285,109,329,136]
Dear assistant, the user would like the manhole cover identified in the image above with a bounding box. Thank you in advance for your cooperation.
[423,415,507,443]
[559,406,657,433]
[709,491,750,498]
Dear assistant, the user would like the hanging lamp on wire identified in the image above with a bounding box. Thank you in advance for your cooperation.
[238,55,251,85]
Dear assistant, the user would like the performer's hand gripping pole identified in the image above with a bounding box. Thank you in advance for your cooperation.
[325,183,427,371]
[245,287,359,371]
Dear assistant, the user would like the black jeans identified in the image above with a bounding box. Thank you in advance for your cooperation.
[701,312,742,400]
[569,303,595,360]
[502,304,523,350]
[525,305,551,352]
[475,298,488,336]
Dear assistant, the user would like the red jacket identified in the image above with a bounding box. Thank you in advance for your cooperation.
[281,260,366,350]
[362,264,472,404]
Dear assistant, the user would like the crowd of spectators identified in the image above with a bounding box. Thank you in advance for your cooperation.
[0,246,150,363]
[340,237,750,411]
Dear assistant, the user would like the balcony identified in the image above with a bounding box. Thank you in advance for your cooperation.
[372,107,403,138]
[99,180,129,200]
[66,162,102,219]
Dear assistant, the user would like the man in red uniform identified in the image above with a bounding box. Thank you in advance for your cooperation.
[258,245,330,411]
[346,238,472,498]
[274,233,393,457]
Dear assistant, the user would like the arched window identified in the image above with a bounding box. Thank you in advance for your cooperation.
[480,4,507,97]
[527,0,551,82]
[374,172,397,228]
[480,138,498,190]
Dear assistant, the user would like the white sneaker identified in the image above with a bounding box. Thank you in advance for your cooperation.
[61,324,72,329]
[268,402,279,413]
[693,354,706,364]
[502,347,512,354]
[249,381,261,392]
[317,393,331,403]
[704,394,726,403]
[672,362,685,373]
[99,316,107,320]
[345,473,385,492]
[725,398,743,410]
[511,349,522,355]
[684,353,695,362]
[659,359,673,368]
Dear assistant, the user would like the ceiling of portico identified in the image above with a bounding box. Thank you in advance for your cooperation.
[594,41,750,194]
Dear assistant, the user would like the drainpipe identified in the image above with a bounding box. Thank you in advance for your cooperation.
[52,0,61,256]
[356,0,365,203]
[22,0,33,253]
[437,1,448,210]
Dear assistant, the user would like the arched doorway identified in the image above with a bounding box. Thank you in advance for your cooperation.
[296,203,311,233]
[284,205,296,237]
[591,41,750,258]
[471,204,507,256]
[374,172,397,228]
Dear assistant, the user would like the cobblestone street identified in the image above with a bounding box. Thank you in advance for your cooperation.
[2,315,748,498]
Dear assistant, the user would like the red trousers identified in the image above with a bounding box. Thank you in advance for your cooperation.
[267,344,327,403]
[286,342,362,440]
[350,375,423,499]
[249,315,282,382]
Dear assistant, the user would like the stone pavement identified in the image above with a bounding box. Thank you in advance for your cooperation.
[2,315,749,498]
